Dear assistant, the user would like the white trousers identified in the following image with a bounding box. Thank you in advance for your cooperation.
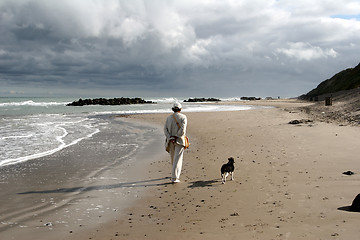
[168,142,184,180]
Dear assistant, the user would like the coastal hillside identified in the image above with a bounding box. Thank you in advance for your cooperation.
[299,87,360,125]
[300,62,360,101]
[298,62,360,125]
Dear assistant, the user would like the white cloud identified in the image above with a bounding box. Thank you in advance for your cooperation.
[116,18,148,45]
[0,49,7,55]
[276,42,338,61]
[274,0,360,16]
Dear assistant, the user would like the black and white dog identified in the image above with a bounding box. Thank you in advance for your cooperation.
[221,157,235,184]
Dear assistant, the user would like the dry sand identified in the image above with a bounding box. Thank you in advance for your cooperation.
[72,100,360,240]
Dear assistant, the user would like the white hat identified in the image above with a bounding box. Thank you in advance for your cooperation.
[173,102,182,109]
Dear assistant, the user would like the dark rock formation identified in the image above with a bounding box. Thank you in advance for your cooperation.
[350,193,360,212]
[183,98,221,102]
[288,119,313,125]
[240,97,261,101]
[67,97,155,106]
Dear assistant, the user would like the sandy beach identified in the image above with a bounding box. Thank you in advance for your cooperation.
[1,100,359,239]
[72,100,359,240]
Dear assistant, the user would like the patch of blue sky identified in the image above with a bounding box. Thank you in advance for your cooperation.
[331,14,360,20]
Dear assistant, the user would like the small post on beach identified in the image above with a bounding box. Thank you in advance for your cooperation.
[325,96,332,106]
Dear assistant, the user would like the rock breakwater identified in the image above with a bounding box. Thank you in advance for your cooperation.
[67,97,155,106]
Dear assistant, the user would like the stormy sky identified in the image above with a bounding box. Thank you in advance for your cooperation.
[0,0,360,98]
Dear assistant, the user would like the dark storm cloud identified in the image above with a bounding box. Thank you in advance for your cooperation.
[0,0,360,97]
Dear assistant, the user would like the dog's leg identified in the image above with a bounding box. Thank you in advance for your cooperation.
[231,172,234,181]
[224,173,229,184]
[221,173,225,184]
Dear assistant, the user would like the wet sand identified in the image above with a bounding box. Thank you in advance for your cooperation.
[2,100,359,239]
[0,116,166,240]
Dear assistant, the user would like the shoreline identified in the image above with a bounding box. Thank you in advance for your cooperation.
[0,116,167,240]
[1,99,359,239]
[78,99,359,239]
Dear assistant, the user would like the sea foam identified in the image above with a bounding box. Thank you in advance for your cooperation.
[0,115,100,167]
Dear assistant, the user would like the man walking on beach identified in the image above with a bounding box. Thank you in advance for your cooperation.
[164,102,187,183]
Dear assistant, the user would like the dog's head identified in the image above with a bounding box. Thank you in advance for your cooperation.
[228,157,235,164]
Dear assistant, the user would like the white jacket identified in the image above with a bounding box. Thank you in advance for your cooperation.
[164,112,187,150]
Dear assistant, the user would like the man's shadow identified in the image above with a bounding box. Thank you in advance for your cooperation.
[17,177,173,195]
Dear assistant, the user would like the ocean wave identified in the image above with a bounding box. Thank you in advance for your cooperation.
[0,100,69,107]
[1,134,34,140]
[147,97,183,103]
[0,114,100,167]
[0,127,100,167]
[219,97,242,101]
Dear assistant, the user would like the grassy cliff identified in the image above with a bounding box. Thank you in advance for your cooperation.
[300,62,360,100]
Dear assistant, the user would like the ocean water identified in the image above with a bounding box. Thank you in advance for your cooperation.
[0,97,262,167]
